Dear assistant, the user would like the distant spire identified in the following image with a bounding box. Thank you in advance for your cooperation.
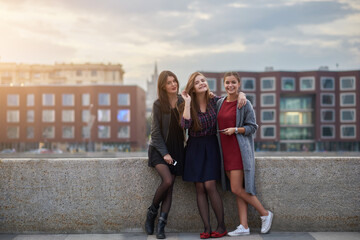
[154,61,158,77]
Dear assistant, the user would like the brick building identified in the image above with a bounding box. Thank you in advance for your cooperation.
[203,69,359,151]
[0,85,146,152]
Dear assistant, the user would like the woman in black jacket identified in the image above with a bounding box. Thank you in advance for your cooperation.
[145,70,185,239]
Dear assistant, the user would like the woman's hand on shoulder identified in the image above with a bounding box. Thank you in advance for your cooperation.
[181,90,191,104]
[237,92,247,109]
[209,91,215,99]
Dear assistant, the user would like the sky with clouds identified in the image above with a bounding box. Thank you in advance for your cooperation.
[0,0,359,89]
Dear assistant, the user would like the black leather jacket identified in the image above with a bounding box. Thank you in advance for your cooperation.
[149,95,184,157]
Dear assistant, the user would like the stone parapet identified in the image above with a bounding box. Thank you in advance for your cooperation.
[0,157,359,233]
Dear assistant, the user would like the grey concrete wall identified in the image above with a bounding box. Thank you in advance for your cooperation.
[0,157,359,233]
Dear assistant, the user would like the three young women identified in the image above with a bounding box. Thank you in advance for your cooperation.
[216,72,273,236]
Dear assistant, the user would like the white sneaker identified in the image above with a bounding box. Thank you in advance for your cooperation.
[260,210,273,234]
[228,224,250,236]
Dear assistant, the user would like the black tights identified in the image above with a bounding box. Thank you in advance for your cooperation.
[152,164,176,213]
[195,180,226,234]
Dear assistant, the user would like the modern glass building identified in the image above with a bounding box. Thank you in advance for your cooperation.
[203,70,359,151]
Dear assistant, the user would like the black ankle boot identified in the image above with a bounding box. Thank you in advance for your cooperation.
[145,204,158,235]
[156,212,168,239]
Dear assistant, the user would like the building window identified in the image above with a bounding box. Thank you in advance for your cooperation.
[76,70,82,76]
[261,125,276,138]
[7,94,19,106]
[241,78,255,91]
[261,93,276,107]
[98,93,110,106]
[340,76,356,90]
[82,126,90,139]
[320,77,335,90]
[27,110,35,122]
[221,78,225,92]
[27,127,34,139]
[280,96,313,110]
[321,109,335,122]
[27,94,34,106]
[42,110,55,122]
[98,125,111,138]
[340,109,356,122]
[207,78,217,91]
[82,93,90,106]
[62,94,75,106]
[118,126,130,138]
[341,125,356,138]
[7,126,19,139]
[321,93,335,106]
[42,126,55,139]
[118,93,130,106]
[2,71,10,77]
[98,109,111,122]
[33,73,41,78]
[261,109,276,123]
[55,71,61,77]
[246,94,256,107]
[300,77,315,91]
[82,110,90,122]
[91,70,97,76]
[42,94,55,106]
[7,110,20,122]
[281,77,295,91]
[117,109,131,122]
[261,77,276,91]
[279,112,313,125]
[62,126,75,138]
[18,71,27,78]
[340,93,356,106]
[280,127,314,140]
[321,125,335,138]
[62,110,75,122]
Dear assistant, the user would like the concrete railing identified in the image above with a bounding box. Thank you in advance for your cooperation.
[0,157,359,233]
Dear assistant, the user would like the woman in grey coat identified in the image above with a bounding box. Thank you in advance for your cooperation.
[216,72,273,237]
[145,70,185,239]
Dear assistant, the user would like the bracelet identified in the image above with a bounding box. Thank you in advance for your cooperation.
[235,127,238,134]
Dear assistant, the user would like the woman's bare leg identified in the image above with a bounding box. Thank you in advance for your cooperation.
[228,170,268,216]
[226,171,249,228]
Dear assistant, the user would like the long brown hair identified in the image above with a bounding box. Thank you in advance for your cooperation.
[180,72,211,131]
[157,70,179,113]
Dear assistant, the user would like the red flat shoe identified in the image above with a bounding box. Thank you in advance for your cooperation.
[200,232,211,239]
[211,230,228,238]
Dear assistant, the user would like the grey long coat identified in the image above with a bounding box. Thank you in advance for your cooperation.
[216,98,258,195]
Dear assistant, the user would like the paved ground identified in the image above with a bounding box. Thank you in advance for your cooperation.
[1,232,359,240]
